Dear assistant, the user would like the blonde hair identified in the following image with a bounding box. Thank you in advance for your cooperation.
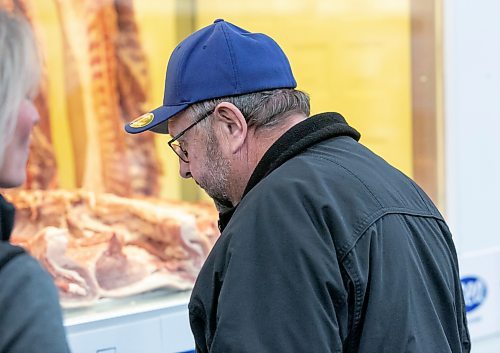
[0,10,41,168]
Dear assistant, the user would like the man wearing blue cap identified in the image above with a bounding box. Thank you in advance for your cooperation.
[126,19,470,353]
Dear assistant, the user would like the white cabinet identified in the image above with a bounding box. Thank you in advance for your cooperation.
[65,291,194,353]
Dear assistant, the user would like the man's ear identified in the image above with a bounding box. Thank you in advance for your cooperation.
[213,102,247,154]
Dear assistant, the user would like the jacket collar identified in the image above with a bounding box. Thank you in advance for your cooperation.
[218,112,360,231]
[0,194,16,242]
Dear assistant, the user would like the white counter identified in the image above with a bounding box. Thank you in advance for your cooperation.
[65,290,194,353]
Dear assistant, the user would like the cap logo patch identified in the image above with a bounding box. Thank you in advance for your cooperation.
[129,113,154,128]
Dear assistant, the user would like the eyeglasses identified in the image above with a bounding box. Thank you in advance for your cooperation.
[168,109,214,163]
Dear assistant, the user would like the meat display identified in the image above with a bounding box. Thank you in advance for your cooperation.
[55,0,161,196]
[0,0,218,310]
[115,0,162,196]
[6,190,219,308]
[25,127,59,190]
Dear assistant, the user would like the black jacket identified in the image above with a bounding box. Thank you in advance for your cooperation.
[189,113,470,353]
[0,195,70,353]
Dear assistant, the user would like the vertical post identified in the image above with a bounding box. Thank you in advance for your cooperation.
[410,0,442,206]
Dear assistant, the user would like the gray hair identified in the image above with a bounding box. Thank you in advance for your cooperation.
[186,88,310,131]
[0,11,41,167]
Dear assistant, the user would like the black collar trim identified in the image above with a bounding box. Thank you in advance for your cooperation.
[0,195,16,242]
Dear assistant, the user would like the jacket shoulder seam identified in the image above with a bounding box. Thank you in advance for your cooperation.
[339,207,444,263]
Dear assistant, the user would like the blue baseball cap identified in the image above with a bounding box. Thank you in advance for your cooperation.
[125,19,297,134]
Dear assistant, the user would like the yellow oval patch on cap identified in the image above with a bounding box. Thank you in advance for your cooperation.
[129,113,154,128]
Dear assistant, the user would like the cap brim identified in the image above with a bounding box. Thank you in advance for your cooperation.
[124,104,189,134]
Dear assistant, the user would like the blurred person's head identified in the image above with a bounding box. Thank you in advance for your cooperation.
[0,10,41,188]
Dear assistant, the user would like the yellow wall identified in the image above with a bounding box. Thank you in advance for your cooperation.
[29,0,413,201]
[198,0,413,176]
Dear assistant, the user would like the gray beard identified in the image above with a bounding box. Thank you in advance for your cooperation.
[212,197,234,213]
[197,129,233,211]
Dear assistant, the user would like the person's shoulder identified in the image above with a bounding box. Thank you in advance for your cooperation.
[0,242,24,267]
[0,247,70,353]
[1,248,53,290]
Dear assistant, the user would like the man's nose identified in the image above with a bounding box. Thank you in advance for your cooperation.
[179,160,192,179]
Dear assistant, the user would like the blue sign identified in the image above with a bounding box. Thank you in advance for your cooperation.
[461,276,487,313]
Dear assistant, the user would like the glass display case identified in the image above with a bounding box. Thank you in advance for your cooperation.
[1,0,446,351]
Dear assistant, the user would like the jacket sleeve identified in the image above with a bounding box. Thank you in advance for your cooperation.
[208,184,348,353]
[0,253,70,353]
